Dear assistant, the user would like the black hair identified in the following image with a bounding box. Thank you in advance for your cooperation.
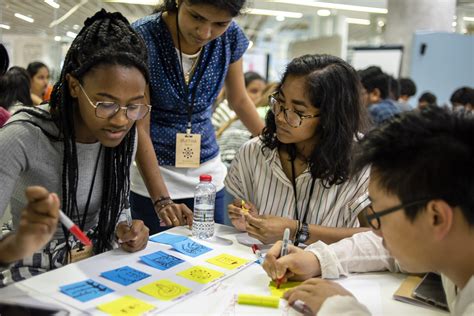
[360,69,390,100]
[353,107,474,225]
[450,87,474,106]
[155,0,246,17]
[260,54,366,187]
[0,44,9,76]
[399,78,417,97]
[26,61,49,78]
[419,92,437,105]
[0,66,33,109]
[388,75,400,100]
[244,71,265,87]
[14,9,149,255]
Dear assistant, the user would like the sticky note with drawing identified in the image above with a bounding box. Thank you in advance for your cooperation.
[171,239,212,257]
[206,253,250,270]
[97,295,156,315]
[177,266,224,284]
[60,279,114,302]
[138,279,191,301]
[140,251,184,271]
[100,266,150,286]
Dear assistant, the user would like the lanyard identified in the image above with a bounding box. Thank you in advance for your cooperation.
[74,145,102,230]
[290,158,316,223]
[175,11,206,134]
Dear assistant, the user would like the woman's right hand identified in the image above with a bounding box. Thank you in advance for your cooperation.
[228,199,258,231]
[156,202,193,228]
[14,186,60,258]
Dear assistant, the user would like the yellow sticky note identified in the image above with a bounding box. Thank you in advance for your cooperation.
[177,266,224,284]
[206,254,250,270]
[97,295,156,316]
[268,280,302,298]
[138,279,191,301]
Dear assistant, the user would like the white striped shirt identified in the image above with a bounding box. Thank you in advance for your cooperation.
[224,137,370,227]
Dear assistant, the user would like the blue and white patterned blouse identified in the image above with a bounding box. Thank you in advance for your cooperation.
[132,13,249,166]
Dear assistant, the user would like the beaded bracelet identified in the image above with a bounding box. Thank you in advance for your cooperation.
[153,196,171,207]
[155,200,174,212]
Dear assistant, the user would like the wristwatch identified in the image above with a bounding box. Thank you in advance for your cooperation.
[295,222,309,246]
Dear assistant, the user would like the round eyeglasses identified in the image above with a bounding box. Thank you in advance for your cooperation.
[269,92,320,128]
[79,83,151,121]
[365,199,430,230]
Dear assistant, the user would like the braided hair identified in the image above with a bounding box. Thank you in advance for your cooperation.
[16,10,149,255]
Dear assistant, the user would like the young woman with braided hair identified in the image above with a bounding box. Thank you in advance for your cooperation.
[0,10,150,287]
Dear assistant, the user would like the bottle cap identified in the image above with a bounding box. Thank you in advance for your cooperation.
[199,174,212,182]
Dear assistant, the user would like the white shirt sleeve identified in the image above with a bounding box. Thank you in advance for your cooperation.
[318,296,371,316]
[305,231,401,279]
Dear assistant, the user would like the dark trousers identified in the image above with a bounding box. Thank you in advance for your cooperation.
[130,189,227,235]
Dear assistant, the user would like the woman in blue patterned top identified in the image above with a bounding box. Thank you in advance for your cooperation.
[131,0,265,234]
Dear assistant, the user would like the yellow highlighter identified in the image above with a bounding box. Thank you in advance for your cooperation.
[241,200,249,215]
[237,294,280,308]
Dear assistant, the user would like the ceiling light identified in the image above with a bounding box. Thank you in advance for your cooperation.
[346,18,370,25]
[0,24,11,30]
[246,8,303,18]
[276,15,285,21]
[377,20,385,27]
[317,9,331,17]
[14,13,34,23]
[73,24,80,30]
[44,0,60,9]
[67,31,77,38]
[452,21,457,27]
[463,16,474,22]
[54,36,61,41]
[274,1,387,14]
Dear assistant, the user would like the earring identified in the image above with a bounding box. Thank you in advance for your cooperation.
[176,1,179,8]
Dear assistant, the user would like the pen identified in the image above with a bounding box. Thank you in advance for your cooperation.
[276,228,290,288]
[291,299,312,316]
[252,244,264,264]
[124,200,132,228]
[59,210,92,246]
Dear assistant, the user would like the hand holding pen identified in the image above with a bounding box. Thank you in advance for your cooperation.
[276,228,290,288]
[10,186,61,260]
[115,201,149,253]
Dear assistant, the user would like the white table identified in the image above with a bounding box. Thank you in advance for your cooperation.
[0,225,448,315]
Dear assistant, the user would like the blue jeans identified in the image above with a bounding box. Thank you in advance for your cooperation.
[130,189,226,235]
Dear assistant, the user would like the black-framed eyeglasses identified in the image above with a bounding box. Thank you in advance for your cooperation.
[269,92,320,128]
[79,83,151,121]
[365,199,430,230]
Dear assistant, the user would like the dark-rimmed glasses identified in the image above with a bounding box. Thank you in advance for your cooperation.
[269,92,320,128]
[365,199,430,230]
[79,83,151,121]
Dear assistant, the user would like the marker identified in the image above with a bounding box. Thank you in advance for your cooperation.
[276,228,290,289]
[59,210,92,246]
[241,199,249,215]
[124,200,132,227]
[291,299,312,315]
[252,244,264,264]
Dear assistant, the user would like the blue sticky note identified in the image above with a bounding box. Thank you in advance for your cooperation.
[140,251,184,270]
[60,279,114,302]
[172,239,212,258]
[149,233,189,245]
[100,266,150,286]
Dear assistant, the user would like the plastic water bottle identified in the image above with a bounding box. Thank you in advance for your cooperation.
[192,174,216,239]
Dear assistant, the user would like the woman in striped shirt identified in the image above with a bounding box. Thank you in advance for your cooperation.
[225,54,370,245]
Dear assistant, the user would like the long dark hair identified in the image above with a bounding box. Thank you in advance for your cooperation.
[261,54,367,187]
[155,0,246,16]
[14,10,149,254]
[0,66,33,109]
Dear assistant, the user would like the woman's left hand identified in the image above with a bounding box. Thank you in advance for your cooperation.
[116,220,149,252]
[244,214,295,244]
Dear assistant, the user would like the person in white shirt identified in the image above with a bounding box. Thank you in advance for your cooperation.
[263,107,474,315]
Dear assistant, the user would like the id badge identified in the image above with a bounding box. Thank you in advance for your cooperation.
[68,244,93,263]
[175,133,201,168]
